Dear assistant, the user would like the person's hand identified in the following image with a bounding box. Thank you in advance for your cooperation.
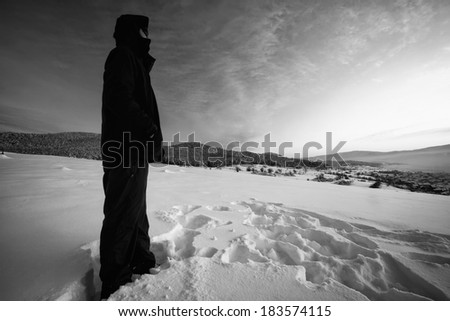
[147,123,158,140]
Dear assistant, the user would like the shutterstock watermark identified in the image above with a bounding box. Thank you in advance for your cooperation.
[101,131,347,169]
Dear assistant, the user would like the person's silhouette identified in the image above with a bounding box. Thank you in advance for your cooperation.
[100,14,163,300]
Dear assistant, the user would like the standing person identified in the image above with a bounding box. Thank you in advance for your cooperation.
[100,14,163,300]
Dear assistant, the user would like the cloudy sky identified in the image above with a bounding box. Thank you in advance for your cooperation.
[1,0,449,154]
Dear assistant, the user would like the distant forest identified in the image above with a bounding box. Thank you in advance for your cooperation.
[0,132,379,168]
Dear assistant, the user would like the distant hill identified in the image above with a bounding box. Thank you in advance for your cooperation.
[315,144,450,172]
[1,132,448,172]
[0,132,321,167]
[158,142,322,167]
[0,132,102,160]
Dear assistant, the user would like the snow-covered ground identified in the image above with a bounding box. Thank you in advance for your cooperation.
[0,152,449,301]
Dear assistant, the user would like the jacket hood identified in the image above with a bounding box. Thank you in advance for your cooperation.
[113,14,149,44]
[113,14,151,58]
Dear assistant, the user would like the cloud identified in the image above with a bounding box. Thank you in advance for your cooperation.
[0,104,63,133]
[394,127,450,139]
[146,1,325,142]
[349,125,450,152]
[1,0,449,148]
[151,0,441,143]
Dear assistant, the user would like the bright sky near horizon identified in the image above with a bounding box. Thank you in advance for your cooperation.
[0,0,449,155]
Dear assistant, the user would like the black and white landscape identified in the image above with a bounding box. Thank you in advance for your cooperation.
[0,149,449,300]
[1,0,449,301]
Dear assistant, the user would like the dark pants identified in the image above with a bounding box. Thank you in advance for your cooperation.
[100,163,156,299]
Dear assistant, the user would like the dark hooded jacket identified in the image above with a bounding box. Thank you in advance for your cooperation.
[101,14,163,168]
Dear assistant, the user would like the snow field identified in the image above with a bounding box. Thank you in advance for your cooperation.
[1,153,449,301]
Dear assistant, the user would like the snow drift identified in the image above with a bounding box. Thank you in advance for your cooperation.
[0,153,449,301]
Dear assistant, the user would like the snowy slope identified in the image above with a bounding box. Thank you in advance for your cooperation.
[0,153,449,301]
